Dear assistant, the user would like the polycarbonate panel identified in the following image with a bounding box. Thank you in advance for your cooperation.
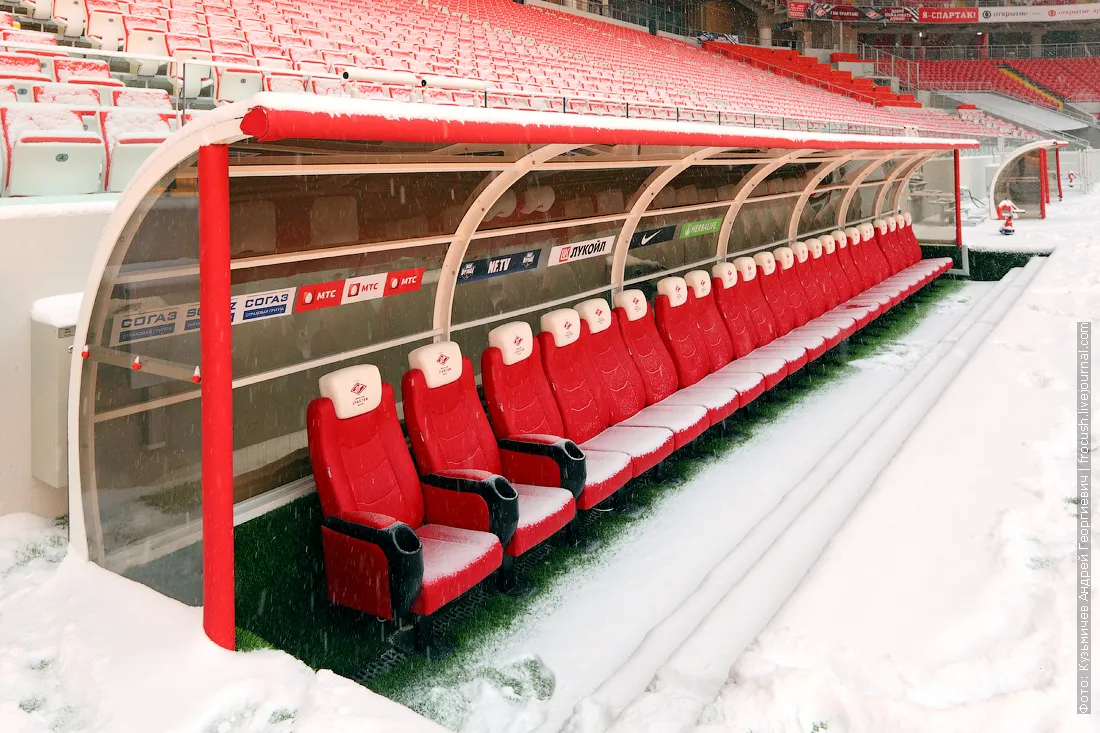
[994,150,1044,219]
[624,205,728,282]
[655,164,755,207]
[479,166,658,231]
[451,223,617,326]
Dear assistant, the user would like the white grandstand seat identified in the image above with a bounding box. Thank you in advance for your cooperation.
[33,82,100,106]
[0,53,50,99]
[99,108,173,192]
[123,22,168,77]
[1,105,104,195]
[84,0,124,50]
[169,48,213,99]
[111,87,172,110]
[212,53,262,104]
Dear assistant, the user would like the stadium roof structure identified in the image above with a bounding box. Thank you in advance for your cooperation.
[66,93,980,647]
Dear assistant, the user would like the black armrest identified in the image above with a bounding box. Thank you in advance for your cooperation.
[322,515,423,618]
[421,471,519,550]
[499,435,586,500]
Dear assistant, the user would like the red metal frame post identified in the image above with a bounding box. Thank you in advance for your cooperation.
[198,143,235,650]
[953,148,963,247]
[1055,146,1063,201]
[1039,148,1048,220]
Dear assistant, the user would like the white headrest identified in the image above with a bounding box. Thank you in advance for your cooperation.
[733,256,757,282]
[540,308,582,347]
[820,235,836,254]
[858,222,875,240]
[488,321,533,366]
[831,230,847,248]
[752,251,776,276]
[657,277,689,308]
[712,262,738,289]
[884,215,898,231]
[519,185,555,215]
[613,290,648,322]
[318,364,382,419]
[903,212,912,226]
[806,238,823,258]
[408,341,463,388]
[684,270,712,299]
[844,226,861,245]
[790,242,809,263]
[772,247,795,271]
[574,298,612,334]
[873,219,888,234]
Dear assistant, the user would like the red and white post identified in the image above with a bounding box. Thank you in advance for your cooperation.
[198,144,235,650]
[953,148,963,247]
[1039,148,1048,220]
[1055,146,1063,201]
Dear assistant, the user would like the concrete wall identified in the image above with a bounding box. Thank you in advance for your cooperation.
[0,200,113,517]
[923,154,995,199]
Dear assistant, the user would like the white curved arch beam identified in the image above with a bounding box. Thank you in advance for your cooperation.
[432,143,582,337]
[717,148,815,261]
[786,151,861,242]
[836,151,896,227]
[986,140,1056,219]
[609,146,729,292]
[873,151,933,216]
[889,151,943,213]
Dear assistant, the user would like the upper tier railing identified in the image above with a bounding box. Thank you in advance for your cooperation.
[0,40,1025,149]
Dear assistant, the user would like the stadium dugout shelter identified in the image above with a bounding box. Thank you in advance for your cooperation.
[987,139,1069,221]
[66,93,978,650]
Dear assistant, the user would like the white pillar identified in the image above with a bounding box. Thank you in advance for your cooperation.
[758,25,772,47]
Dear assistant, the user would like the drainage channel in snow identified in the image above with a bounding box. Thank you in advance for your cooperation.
[403,281,996,733]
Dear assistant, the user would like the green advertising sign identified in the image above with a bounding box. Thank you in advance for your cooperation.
[679,217,723,239]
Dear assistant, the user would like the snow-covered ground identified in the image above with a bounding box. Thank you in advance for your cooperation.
[0,515,449,733]
[690,191,1096,733]
[0,192,1091,733]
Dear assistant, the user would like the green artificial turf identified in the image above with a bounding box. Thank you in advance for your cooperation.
[232,276,968,709]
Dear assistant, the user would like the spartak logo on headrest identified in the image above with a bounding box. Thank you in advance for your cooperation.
[564,320,573,331]
[436,353,450,366]
[632,297,640,307]
[350,381,367,396]
[595,308,604,317]
[513,334,524,347]
[675,285,682,294]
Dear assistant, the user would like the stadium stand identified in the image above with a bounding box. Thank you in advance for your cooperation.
[1006,57,1100,103]
[304,211,953,638]
[910,60,1058,110]
[0,0,1036,196]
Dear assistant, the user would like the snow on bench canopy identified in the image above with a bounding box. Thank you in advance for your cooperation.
[30,292,82,327]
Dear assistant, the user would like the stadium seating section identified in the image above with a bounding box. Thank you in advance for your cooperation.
[909,60,1058,110]
[305,212,953,632]
[0,0,1037,196]
[1006,57,1100,103]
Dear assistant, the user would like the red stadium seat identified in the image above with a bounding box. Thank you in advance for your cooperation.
[481,320,633,511]
[307,364,503,623]
[402,341,576,558]
[572,297,710,450]
[536,308,676,477]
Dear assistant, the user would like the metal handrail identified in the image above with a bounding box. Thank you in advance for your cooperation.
[0,40,1006,145]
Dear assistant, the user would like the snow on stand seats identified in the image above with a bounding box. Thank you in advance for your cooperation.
[305,210,952,655]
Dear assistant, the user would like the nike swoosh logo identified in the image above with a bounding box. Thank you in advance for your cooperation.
[640,230,662,245]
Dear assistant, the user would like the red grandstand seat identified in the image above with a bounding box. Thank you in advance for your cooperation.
[772,246,844,350]
[480,320,633,511]
[612,290,744,425]
[307,364,503,622]
[653,276,764,406]
[708,263,789,389]
[402,341,576,557]
[536,308,676,476]
[832,229,876,304]
[752,251,828,361]
[792,241,857,339]
[572,298,710,450]
[727,257,810,372]
[803,238,861,335]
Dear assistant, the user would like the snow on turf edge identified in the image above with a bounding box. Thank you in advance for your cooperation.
[690,191,1098,733]
[0,515,449,733]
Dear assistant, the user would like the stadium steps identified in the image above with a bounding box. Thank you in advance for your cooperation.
[995,64,1063,111]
